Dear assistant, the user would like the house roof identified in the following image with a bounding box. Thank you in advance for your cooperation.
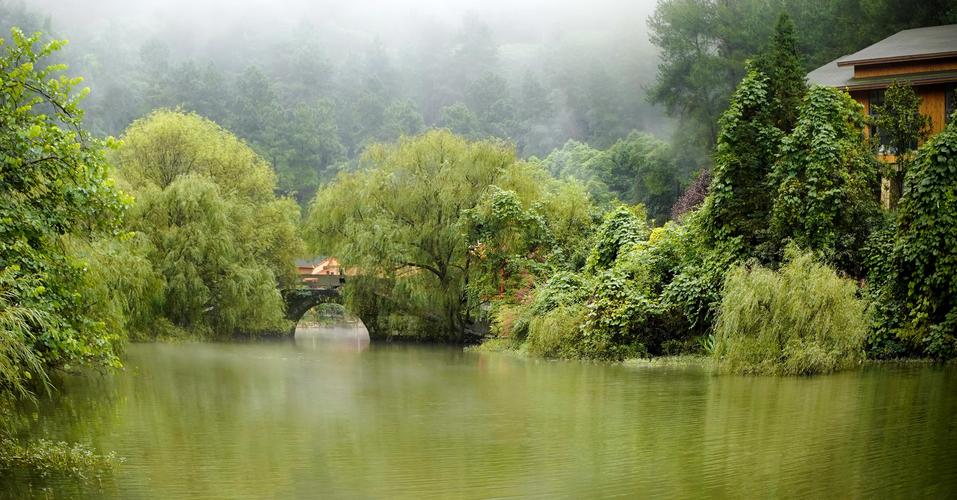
[807,60,855,88]
[295,256,328,267]
[836,24,957,67]
[808,64,957,91]
[808,24,957,90]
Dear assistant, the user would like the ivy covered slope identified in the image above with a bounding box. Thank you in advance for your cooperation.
[0,29,127,397]
[878,117,957,358]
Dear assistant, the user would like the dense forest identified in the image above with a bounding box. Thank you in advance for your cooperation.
[1,0,957,480]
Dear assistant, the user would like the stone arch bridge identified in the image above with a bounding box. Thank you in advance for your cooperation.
[280,273,347,336]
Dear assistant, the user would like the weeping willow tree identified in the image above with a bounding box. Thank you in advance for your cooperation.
[305,130,589,342]
[713,249,867,375]
[114,110,303,338]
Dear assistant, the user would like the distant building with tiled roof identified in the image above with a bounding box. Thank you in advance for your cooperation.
[295,257,354,288]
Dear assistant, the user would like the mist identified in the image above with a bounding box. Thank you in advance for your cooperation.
[5,0,674,204]
[18,0,667,131]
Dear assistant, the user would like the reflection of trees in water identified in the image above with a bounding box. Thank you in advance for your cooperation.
[9,347,957,498]
[294,324,370,352]
[697,365,957,497]
[297,303,354,327]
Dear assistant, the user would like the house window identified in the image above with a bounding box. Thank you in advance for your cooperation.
[946,83,957,124]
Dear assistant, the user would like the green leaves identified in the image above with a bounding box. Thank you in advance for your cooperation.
[713,249,867,375]
[872,81,932,208]
[539,133,682,222]
[304,131,598,341]
[769,86,880,276]
[304,131,517,340]
[584,205,648,273]
[702,67,780,253]
[882,118,957,358]
[113,111,302,338]
[0,28,126,396]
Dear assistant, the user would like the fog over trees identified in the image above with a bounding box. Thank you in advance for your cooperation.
[5,0,674,203]
[7,0,951,209]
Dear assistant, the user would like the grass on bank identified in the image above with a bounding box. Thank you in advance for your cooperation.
[0,438,121,481]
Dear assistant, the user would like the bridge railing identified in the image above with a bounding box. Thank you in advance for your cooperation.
[297,273,345,289]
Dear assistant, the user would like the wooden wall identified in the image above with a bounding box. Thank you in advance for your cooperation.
[919,86,947,135]
[849,85,948,136]
[854,57,957,78]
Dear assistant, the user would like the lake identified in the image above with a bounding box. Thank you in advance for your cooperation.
[5,325,957,498]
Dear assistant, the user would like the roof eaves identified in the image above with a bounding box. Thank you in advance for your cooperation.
[837,51,957,67]
[839,70,957,91]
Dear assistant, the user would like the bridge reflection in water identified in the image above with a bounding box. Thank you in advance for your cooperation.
[294,324,370,352]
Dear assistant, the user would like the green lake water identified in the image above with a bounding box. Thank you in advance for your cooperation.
[4,326,957,498]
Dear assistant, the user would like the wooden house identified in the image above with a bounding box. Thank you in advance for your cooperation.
[295,257,326,281]
[808,24,957,206]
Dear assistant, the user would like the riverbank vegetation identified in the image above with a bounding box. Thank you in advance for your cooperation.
[314,15,954,374]
[2,0,957,483]
[0,2,954,389]
[713,250,868,376]
[304,130,596,342]
[0,29,125,399]
[0,29,127,483]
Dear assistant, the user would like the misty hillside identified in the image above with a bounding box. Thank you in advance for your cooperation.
[3,0,953,211]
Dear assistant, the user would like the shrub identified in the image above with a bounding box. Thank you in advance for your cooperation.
[525,306,587,359]
[530,271,592,312]
[713,250,867,375]
[860,214,912,359]
[584,205,649,272]
[582,269,659,359]
[581,222,697,358]
[769,86,880,277]
[488,271,591,344]
[661,211,740,335]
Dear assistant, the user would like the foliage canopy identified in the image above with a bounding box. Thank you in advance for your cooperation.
[305,130,596,341]
[884,118,957,358]
[0,29,126,396]
[770,86,880,275]
[114,110,302,338]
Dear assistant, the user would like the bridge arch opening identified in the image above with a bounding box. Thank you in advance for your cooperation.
[293,302,370,351]
[286,256,377,342]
